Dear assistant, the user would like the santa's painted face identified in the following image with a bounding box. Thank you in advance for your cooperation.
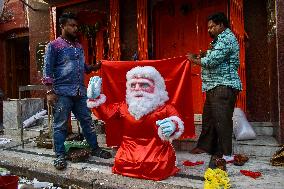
[129,78,155,96]
[126,77,160,120]
[126,66,169,120]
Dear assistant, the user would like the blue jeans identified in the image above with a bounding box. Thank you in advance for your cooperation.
[52,95,98,157]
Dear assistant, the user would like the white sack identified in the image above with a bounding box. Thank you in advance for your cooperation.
[23,109,47,128]
[232,107,256,140]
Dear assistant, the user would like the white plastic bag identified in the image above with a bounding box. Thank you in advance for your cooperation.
[23,109,47,128]
[232,108,256,140]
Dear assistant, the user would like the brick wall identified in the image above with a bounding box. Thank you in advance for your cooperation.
[0,1,27,33]
[28,1,50,86]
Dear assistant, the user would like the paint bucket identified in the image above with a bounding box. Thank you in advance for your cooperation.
[0,175,19,189]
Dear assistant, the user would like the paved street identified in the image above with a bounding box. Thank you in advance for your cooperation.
[0,133,283,189]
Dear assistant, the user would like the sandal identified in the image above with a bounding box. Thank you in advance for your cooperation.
[91,147,112,159]
[209,155,226,171]
[54,156,67,170]
[214,158,227,171]
[234,154,249,166]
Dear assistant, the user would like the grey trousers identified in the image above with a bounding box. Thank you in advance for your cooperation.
[197,85,239,155]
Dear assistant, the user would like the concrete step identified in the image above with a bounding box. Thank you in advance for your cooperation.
[233,135,280,157]
[194,122,275,137]
[1,140,284,189]
[173,135,280,157]
[250,122,274,136]
[1,128,282,188]
[190,122,274,143]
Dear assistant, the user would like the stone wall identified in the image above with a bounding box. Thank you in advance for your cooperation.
[3,98,44,131]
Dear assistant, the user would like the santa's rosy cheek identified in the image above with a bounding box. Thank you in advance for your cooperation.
[143,85,154,93]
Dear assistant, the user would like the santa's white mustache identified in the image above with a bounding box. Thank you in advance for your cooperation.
[128,91,155,98]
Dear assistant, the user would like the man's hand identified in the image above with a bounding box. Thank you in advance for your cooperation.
[87,76,102,99]
[199,51,207,58]
[90,60,102,72]
[47,92,58,106]
[156,118,176,137]
[186,53,201,66]
[186,53,197,61]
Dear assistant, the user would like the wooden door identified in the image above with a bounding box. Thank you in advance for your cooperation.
[5,37,30,99]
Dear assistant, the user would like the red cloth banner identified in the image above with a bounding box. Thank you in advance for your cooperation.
[183,160,204,166]
[93,56,195,146]
[240,170,262,179]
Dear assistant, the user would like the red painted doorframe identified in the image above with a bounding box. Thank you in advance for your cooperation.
[230,0,246,112]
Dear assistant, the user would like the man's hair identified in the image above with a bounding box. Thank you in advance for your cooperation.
[59,12,77,26]
[208,12,229,28]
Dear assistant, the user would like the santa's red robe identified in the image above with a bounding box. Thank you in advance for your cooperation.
[93,102,180,181]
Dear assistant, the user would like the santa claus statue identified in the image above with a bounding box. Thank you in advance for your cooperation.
[87,66,184,181]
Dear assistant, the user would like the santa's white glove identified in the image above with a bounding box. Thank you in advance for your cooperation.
[87,76,102,99]
[156,118,176,137]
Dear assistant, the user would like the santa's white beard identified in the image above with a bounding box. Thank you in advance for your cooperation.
[126,91,165,120]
